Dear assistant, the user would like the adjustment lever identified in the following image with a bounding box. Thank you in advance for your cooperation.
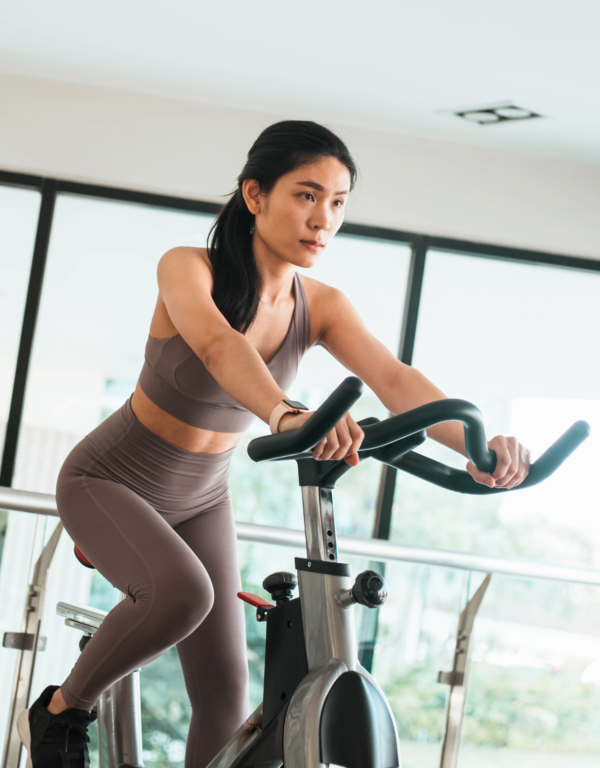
[237,591,274,622]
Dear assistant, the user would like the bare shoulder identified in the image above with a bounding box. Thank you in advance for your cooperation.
[157,246,213,292]
[297,273,351,346]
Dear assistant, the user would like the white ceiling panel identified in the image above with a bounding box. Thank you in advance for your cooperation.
[1,0,599,163]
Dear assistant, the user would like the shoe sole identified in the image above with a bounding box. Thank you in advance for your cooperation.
[16,709,33,768]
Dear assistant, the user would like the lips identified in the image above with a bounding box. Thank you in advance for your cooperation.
[301,240,324,247]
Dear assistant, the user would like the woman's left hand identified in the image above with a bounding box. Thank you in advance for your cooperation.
[466,436,531,489]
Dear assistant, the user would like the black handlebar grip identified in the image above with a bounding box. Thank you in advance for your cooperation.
[379,419,590,494]
[360,399,497,474]
[247,377,364,462]
[528,420,590,480]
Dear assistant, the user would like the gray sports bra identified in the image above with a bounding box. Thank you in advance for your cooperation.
[138,272,311,433]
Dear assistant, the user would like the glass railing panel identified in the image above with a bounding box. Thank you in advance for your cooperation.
[371,558,600,767]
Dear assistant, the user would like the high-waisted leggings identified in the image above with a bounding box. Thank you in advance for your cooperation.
[55,395,248,768]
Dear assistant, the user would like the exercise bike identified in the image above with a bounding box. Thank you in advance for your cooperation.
[206,376,590,768]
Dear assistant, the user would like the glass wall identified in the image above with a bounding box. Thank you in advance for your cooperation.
[2,177,600,768]
[392,251,600,565]
[2,193,216,767]
[13,193,216,489]
[0,185,40,464]
[386,250,600,766]
[0,183,42,760]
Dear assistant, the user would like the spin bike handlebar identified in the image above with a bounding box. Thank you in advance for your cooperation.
[247,377,591,494]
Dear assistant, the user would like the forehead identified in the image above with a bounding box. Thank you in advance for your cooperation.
[283,156,351,190]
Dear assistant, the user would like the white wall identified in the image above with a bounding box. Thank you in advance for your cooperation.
[1,71,599,260]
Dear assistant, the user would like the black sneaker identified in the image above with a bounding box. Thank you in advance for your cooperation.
[17,685,97,768]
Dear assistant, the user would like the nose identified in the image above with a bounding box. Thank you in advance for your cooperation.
[308,201,333,232]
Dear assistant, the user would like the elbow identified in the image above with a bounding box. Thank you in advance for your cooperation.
[200,329,239,371]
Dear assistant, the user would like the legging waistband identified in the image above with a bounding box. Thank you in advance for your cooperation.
[65,396,236,522]
[87,395,236,466]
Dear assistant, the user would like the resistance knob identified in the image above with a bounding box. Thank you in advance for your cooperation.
[262,571,298,605]
[351,570,388,608]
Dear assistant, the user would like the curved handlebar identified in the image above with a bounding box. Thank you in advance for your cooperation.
[247,377,364,462]
[247,377,591,494]
[371,420,590,494]
[360,399,497,473]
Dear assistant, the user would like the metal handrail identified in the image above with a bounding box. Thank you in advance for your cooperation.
[2,486,600,587]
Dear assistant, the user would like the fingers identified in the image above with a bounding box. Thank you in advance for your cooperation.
[466,460,496,488]
[311,413,364,463]
[467,436,531,489]
[497,442,531,489]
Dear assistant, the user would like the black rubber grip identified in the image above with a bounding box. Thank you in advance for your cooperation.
[375,420,590,494]
[248,377,363,462]
[359,399,497,473]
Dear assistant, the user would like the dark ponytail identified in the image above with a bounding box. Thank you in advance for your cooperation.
[207,120,358,333]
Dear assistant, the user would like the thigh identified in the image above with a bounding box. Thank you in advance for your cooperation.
[174,497,248,706]
[56,453,213,620]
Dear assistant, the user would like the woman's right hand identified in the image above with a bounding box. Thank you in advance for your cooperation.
[277,411,365,465]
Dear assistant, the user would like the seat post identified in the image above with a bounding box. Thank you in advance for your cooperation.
[300,486,338,562]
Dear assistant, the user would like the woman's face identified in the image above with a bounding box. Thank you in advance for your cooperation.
[244,155,352,269]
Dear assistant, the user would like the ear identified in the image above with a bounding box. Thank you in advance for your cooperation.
[242,179,262,215]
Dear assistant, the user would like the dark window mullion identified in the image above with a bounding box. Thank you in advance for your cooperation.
[358,239,428,670]
[371,237,427,540]
[1,179,58,487]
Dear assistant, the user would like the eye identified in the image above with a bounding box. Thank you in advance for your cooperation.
[301,193,314,201]
[333,200,345,208]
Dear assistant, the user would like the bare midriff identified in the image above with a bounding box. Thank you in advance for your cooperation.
[130,382,245,454]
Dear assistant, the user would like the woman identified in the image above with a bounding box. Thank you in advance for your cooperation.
[19,120,530,768]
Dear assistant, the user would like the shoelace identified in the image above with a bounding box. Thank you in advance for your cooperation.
[46,721,91,752]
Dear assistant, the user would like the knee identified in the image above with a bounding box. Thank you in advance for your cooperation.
[151,566,215,638]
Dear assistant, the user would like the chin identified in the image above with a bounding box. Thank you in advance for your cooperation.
[299,255,320,269]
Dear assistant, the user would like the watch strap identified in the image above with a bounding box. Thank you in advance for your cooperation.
[269,399,309,434]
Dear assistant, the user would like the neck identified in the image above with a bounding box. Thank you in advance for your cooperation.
[253,235,298,307]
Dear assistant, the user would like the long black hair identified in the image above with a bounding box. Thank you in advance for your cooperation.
[207,120,358,333]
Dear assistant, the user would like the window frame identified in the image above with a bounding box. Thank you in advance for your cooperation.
[1,167,599,540]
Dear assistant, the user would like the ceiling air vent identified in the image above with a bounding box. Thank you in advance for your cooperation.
[455,104,542,125]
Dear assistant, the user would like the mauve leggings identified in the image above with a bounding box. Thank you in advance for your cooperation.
[54,395,248,768]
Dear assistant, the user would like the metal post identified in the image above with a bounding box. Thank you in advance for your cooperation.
[438,574,491,768]
[1,521,63,768]
[57,596,144,768]
[110,671,144,767]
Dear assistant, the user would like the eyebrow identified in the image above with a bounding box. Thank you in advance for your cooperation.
[295,181,349,195]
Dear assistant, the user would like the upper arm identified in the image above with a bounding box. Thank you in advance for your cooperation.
[156,247,234,362]
[317,286,407,395]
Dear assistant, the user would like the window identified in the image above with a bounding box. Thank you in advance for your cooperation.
[229,234,411,539]
[392,250,600,567]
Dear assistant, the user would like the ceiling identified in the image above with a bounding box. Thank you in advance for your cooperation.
[1,0,599,165]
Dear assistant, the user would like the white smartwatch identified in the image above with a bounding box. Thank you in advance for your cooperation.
[269,399,309,434]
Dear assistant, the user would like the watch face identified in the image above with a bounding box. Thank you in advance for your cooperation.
[284,399,308,410]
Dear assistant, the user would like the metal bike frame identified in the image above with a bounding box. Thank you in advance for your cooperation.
[207,485,401,768]
[56,602,144,768]
[1,522,62,768]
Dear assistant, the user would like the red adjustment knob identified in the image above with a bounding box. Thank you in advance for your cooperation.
[237,591,273,608]
[74,545,95,569]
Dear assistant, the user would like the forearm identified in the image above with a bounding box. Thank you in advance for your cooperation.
[379,365,468,458]
[202,331,287,424]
